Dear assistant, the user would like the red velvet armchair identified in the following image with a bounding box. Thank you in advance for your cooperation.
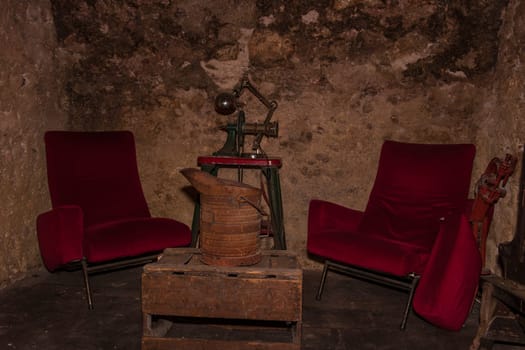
[36,131,191,308]
[307,140,481,330]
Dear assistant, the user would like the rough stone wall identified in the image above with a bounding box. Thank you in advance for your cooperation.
[475,0,525,273]
[49,0,511,267]
[0,0,66,287]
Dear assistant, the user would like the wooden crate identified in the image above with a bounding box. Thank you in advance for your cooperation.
[141,248,302,350]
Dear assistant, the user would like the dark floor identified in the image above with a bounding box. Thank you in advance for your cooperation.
[0,264,482,350]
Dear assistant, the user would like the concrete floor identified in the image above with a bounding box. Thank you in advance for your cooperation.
[0,264,481,350]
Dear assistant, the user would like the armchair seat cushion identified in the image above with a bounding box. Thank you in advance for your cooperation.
[84,217,191,263]
[308,229,430,277]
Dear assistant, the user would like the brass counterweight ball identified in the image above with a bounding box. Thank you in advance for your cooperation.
[214,92,237,115]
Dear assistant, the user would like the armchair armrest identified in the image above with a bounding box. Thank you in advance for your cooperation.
[308,199,363,235]
[36,205,84,271]
[413,212,481,330]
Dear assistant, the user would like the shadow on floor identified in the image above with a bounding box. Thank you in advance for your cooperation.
[0,266,480,349]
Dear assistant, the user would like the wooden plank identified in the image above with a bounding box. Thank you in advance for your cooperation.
[481,274,525,300]
[142,337,300,350]
[143,264,301,279]
[484,315,525,345]
[142,272,302,321]
[472,281,496,349]
[147,316,298,341]
[159,248,298,265]
[147,249,300,275]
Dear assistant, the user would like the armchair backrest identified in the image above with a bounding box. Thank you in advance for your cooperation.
[44,131,151,227]
[358,140,476,251]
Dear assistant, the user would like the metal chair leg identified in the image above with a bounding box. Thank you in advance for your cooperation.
[316,261,330,300]
[400,275,420,330]
[81,258,94,310]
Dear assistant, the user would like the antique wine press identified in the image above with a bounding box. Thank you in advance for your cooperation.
[186,77,287,251]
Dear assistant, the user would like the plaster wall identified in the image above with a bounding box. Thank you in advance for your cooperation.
[49,0,513,268]
[2,0,523,288]
[0,0,67,287]
[475,0,525,273]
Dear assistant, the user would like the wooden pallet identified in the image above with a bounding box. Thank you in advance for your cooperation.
[141,248,302,350]
[474,274,525,349]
